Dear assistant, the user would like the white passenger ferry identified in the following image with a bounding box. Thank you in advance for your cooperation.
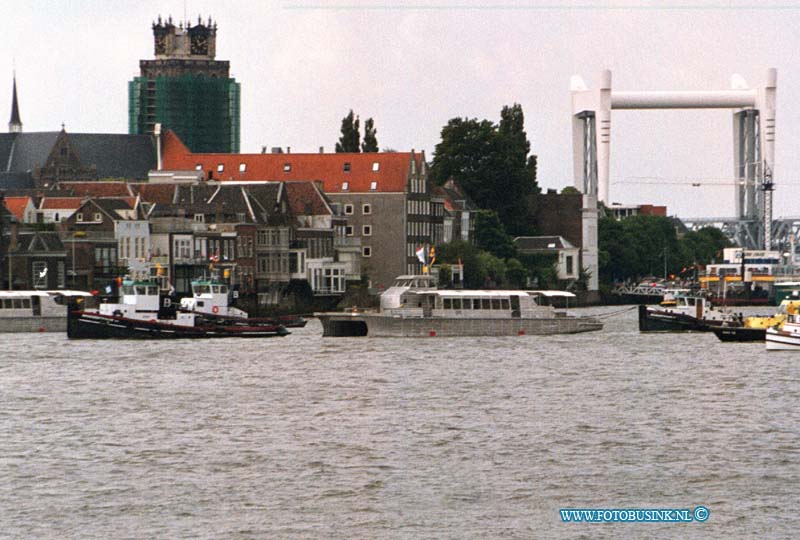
[317,275,603,337]
[0,290,93,332]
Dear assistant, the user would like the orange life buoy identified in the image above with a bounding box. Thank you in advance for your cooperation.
[212,306,219,314]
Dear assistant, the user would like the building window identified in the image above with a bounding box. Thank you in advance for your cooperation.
[76,213,83,222]
[363,246,372,257]
[32,262,47,289]
[566,255,574,275]
[195,164,202,171]
[93,213,102,222]
[370,181,378,191]
[363,225,372,236]
[343,162,351,172]
[194,214,204,222]
[362,204,371,215]
[372,162,380,172]
[239,163,247,172]
[346,225,354,236]
[283,163,291,172]
[342,181,349,191]
[344,204,354,215]
[217,163,224,173]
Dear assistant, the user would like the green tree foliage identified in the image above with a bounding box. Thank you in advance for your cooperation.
[361,117,379,152]
[474,210,517,259]
[430,104,539,236]
[561,186,581,195]
[335,110,360,152]
[598,216,731,284]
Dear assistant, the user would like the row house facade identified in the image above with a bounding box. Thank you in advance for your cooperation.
[160,130,436,290]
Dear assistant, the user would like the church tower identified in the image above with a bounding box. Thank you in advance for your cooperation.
[8,74,22,133]
[128,16,240,153]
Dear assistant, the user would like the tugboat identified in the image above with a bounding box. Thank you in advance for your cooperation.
[67,279,290,339]
[638,293,734,332]
[179,280,307,328]
[711,299,800,342]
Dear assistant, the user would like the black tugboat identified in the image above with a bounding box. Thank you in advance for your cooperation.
[711,326,766,342]
[638,294,734,332]
[67,280,289,339]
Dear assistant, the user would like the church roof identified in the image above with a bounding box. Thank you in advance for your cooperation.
[9,76,21,128]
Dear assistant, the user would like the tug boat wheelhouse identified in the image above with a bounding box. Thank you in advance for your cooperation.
[67,279,290,339]
[317,275,603,337]
[0,290,92,332]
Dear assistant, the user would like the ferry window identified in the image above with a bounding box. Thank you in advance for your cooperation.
[212,286,220,294]
[2,299,10,308]
[443,298,452,309]
[491,298,501,310]
[452,298,462,310]
[135,286,147,295]
[123,286,134,295]
[197,301,204,308]
[482,298,491,309]
[501,299,510,310]
[220,286,228,294]
[22,299,31,309]
[147,286,158,295]
[196,285,210,294]
[463,298,472,309]
[13,299,22,309]
[473,299,481,309]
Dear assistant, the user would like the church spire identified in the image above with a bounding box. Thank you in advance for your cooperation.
[9,73,22,133]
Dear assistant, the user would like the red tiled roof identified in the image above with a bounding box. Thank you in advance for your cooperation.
[39,197,85,210]
[59,181,133,198]
[3,196,32,220]
[131,183,177,205]
[162,130,417,193]
[284,182,330,216]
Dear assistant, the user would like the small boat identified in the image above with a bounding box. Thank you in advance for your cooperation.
[67,280,289,339]
[0,290,93,332]
[711,299,800,342]
[766,304,800,350]
[179,280,307,328]
[317,275,603,337]
[639,293,733,332]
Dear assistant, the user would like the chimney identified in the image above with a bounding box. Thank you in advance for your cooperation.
[319,146,324,153]
[271,147,283,154]
[261,146,267,154]
[287,147,291,154]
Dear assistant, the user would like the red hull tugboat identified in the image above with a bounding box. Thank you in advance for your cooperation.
[68,280,289,339]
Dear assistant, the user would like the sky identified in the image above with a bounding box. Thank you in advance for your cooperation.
[2,1,800,219]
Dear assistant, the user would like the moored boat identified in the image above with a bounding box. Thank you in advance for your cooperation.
[766,304,800,350]
[711,299,800,342]
[317,275,603,337]
[0,290,93,332]
[639,293,733,332]
[179,280,307,328]
[67,279,289,339]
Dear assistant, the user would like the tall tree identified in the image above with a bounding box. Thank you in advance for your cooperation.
[335,110,360,153]
[362,117,379,152]
[430,104,539,236]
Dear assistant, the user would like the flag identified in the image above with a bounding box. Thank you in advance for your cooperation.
[416,246,426,264]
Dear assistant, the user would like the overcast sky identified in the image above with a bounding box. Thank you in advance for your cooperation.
[2,1,800,218]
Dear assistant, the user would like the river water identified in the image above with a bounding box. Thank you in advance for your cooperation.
[1,307,799,539]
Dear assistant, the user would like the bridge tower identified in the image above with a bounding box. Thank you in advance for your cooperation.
[571,69,777,250]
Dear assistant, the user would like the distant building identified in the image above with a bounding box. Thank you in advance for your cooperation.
[3,196,36,223]
[608,203,667,220]
[514,235,581,281]
[128,16,240,153]
[431,178,476,244]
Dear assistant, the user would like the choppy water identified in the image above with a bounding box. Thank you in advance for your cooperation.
[1,307,799,539]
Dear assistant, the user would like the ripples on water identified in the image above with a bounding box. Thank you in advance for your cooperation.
[1,307,799,539]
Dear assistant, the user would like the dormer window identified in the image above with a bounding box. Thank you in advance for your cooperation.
[217,163,224,173]
[239,163,247,173]
[283,163,291,172]
[370,181,378,191]
[76,213,83,222]
[342,181,349,191]
[93,213,102,221]
[372,162,380,172]
[343,162,351,172]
